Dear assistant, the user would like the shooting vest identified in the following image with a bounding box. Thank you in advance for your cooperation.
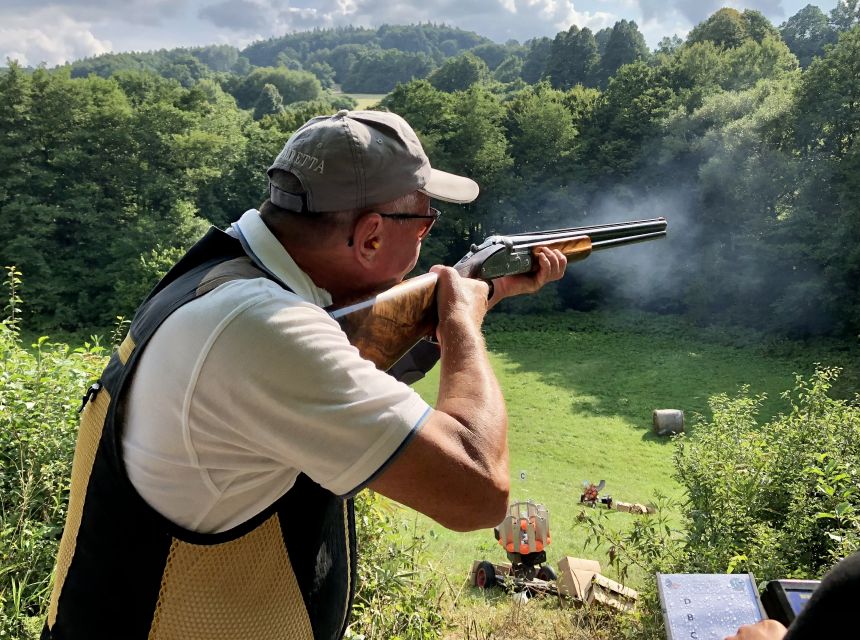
[42,227,357,640]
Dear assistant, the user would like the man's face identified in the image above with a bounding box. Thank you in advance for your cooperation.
[371,192,435,285]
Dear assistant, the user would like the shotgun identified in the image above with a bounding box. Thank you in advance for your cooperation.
[329,217,667,374]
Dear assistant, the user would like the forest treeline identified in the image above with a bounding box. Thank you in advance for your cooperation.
[1,3,859,336]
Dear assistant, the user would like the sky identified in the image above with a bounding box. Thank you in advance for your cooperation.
[0,0,832,68]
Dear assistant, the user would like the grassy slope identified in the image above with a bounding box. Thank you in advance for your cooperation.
[402,311,858,587]
[336,92,387,109]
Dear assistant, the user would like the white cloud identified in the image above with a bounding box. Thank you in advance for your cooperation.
[0,0,189,27]
[636,0,789,28]
[556,3,616,32]
[0,10,112,66]
[195,0,620,42]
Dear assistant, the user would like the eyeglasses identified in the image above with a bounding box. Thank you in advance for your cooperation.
[378,207,441,240]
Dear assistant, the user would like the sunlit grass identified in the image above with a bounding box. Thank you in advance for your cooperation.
[337,92,387,109]
[403,311,858,589]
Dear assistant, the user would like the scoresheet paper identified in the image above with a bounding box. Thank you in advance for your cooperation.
[657,573,766,640]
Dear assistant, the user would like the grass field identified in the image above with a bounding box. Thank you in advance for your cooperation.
[400,311,859,591]
[337,92,387,109]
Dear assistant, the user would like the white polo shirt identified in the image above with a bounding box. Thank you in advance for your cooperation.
[122,210,431,533]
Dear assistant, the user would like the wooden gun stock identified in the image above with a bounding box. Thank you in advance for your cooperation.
[328,217,667,371]
[330,273,440,371]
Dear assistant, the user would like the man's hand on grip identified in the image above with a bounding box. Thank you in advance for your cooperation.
[430,266,489,345]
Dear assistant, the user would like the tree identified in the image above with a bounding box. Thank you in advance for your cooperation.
[380,80,454,136]
[780,4,838,67]
[428,53,489,92]
[505,82,578,179]
[793,26,860,160]
[192,44,241,72]
[544,26,599,89]
[657,35,683,55]
[252,83,284,119]
[595,27,613,55]
[493,55,523,83]
[443,87,512,230]
[231,67,322,109]
[687,8,751,48]
[831,0,860,31]
[661,40,728,111]
[598,20,649,84]
[468,43,511,70]
[161,53,211,87]
[306,61,336,88]
[341,49,433,93]
[741,9,780,43]
[521,37,552,83]
[580,61,672,178]
[319,44,365,82]
[722,35,799,92]
[275,53,303,70]
[786,26,860,333]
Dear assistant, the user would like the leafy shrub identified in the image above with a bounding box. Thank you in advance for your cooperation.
[0,267,107,637]
[675,367,860,578]
[347,491,445,640]
[579,367,860,639]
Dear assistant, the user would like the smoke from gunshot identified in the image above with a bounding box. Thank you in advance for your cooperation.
[563,182,701,310]
[522,175,834,336]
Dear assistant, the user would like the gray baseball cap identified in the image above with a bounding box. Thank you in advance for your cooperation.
[267,109,479,212]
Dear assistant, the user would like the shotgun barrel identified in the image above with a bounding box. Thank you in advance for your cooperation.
[453,217,667,279]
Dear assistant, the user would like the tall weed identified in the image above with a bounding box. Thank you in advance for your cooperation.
[0,267,107,637]
[347,491,446,640]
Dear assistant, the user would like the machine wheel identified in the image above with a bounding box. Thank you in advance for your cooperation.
[536,565,557,581]
[475,561,497,589]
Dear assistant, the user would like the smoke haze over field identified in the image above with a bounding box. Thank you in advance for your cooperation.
[534,182,704,316]
[0,0,821,67]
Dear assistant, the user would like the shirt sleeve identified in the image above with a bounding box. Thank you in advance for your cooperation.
[187,291,432,497]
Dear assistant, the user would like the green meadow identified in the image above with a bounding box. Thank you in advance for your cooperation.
[338,92,387,109]
[405,311,859,586]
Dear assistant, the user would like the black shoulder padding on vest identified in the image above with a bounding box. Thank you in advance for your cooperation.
[145,227,246,302]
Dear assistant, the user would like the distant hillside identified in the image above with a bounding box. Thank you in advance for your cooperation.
[61,24,503,93]
[66,44,247,86]
[241,23,491,67]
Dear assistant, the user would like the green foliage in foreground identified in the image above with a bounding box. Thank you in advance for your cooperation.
[348,492,443,640]
[0,269,107,637]
[581,367,860,638]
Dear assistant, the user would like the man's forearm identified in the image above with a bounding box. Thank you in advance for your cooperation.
[435,312,508,472]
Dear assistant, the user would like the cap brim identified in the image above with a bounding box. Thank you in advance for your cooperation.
[420,168,479,204]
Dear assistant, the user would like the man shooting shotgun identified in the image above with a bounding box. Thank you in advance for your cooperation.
[332,217,667,374]
[43,109,664,640]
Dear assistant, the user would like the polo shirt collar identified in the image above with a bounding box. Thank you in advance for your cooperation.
[229,209,333,307]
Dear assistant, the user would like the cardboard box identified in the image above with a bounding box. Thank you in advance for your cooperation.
[615,501,653,515]
[558,556,601,600]
[587,574,638,612]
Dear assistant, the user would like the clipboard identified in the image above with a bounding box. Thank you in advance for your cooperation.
[657,573,767,640]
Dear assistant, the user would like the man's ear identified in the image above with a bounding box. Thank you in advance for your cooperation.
[351,213,384,268]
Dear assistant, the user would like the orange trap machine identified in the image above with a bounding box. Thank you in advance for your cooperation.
[473,501,556,590]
